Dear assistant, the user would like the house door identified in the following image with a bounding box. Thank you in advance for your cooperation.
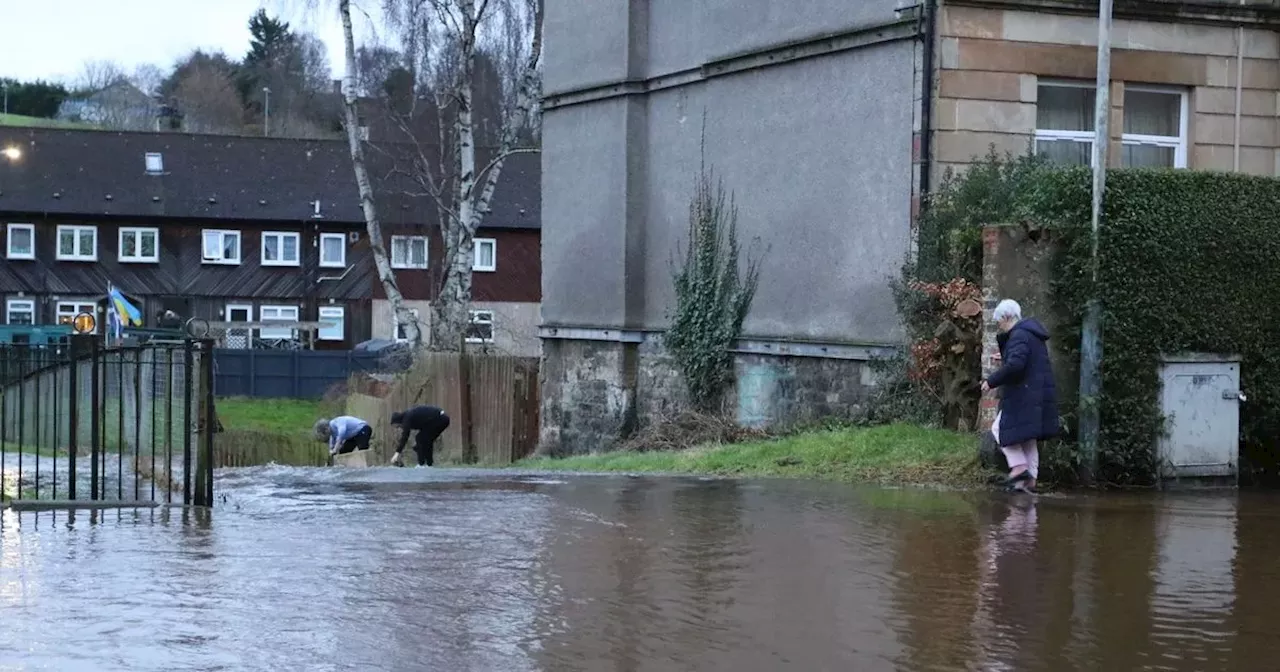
[225,304,252,349]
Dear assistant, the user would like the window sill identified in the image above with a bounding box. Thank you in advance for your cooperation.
[119,258,160,264]
[261,261,301,267]
[6,254,35,261]
[319,262,346,269]
[473,267,497,273]
[202,258,241,266]
[391,264,429,271]
[55,256,98,263]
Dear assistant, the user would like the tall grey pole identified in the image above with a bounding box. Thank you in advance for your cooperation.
[263,87,271,136]
[1078,0,1113,485]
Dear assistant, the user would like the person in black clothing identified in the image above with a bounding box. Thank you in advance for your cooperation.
[390,405,451,467]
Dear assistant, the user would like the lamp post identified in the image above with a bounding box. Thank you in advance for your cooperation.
[263,87,271,136]
[1078,0,1113,485]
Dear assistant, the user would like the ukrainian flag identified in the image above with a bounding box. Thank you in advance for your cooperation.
[107,284,143,327]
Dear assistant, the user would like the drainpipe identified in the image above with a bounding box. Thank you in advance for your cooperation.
[919,0,938,205]
[1234,25,1244,172]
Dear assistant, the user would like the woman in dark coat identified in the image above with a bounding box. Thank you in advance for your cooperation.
[981,299,1059,492]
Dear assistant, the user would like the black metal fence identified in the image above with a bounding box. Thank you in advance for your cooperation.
[213,348,397,398]
[0,335,216,507]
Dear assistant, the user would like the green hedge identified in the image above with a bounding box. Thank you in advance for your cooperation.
[1035,168,1280,485]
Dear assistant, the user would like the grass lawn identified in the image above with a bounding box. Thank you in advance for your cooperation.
[215,397,328,435]
[213,397,332,467]
[0,113,95,129]
[515,423,981,487]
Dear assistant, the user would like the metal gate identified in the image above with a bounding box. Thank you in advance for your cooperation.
[0,334,216,507]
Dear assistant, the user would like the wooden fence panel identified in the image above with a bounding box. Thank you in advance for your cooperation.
[345,354,539,466]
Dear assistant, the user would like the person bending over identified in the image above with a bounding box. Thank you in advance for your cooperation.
[315,415,373,459]
[390,405,451,467]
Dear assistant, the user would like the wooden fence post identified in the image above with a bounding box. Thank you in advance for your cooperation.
[458,335,475,463]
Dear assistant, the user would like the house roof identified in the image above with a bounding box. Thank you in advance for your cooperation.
[0,127,540,230]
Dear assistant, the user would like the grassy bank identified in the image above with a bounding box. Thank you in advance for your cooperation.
[515,423,980,486]
[214,397,332,466]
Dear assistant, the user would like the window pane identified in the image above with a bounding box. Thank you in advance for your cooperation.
[411,239,426,266]
[1123,143,1176,168]
[59,231,75,256]
[478,243,494,268]
[141,231,156,257]
[9,303,33,325]
[322,236,343,263]
[122,232,137,257]
[283,235,298,261]
[1037,85,1095,132]
[203,231,219,258]
[391,237,406,265]
[318,308,344,340]
[79,229,94,254]
[224,233,238,259]
[10,228,32,254]
[264,235,279,261]
[1124,90,1180,137]
[1036,138,1092,166]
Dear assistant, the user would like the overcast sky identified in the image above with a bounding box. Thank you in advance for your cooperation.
[0,0,387,84]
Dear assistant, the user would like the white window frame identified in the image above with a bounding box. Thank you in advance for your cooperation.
[466,309,495,344]
[202,229,241,265]
[1034,79,1098,168]
[390,235,428,269]
[318,306,346,341]
[117,226,160,263]
[1035,79,1189,170]
[6,223,34,260]
[473,238,497,272]
[144,152,164,173]
[394,307,421,342]
[55,225,98,262]
[5,298,34,325]
[56,300,98,333]
[258,305,300,341]
[1121,84,1189,169]
[319,232,346,268]
[261,231,301,267]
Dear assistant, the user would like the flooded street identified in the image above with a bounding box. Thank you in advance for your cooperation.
[3,468,1280,670]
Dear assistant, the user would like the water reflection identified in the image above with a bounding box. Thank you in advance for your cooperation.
[2,468,1279,670]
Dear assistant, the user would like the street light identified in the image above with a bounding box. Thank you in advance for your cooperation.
[1,146,20,161]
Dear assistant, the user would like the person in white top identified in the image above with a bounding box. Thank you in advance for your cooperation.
[314,416,373,459]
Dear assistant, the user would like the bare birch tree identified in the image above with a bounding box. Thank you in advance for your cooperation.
[325,0,542,350]
[337,0,423,344]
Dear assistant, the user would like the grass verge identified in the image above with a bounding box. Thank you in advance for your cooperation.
[515,423,981,487]
[213,397,332,467]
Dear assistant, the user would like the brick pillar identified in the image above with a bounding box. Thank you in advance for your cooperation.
[979,225,1001,431]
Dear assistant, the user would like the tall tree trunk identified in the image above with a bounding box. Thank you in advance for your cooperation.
[430,0,543,351]
[338,0,421,346]
[430,0,480,351]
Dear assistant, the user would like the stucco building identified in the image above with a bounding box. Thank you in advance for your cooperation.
[539,0,1280,454]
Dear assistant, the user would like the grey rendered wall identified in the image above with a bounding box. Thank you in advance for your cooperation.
[542,0,917,344]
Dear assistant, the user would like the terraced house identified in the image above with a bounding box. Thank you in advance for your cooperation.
[0,128,541,353]
[540,0,1280,453]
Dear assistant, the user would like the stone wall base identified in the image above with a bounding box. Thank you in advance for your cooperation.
[539,335,879,456]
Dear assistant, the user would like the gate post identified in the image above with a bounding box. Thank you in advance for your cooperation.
[89,336,101,500]
[182,339,193,505]
[194,339,216,506]
[66,334,94,500]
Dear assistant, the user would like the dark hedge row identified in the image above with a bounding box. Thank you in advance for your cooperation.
[1034,168,1280,485]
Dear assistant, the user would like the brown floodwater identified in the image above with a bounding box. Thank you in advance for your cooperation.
[2,466,1279,671]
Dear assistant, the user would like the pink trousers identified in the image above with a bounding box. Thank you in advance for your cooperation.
[1000,439,1039,479]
